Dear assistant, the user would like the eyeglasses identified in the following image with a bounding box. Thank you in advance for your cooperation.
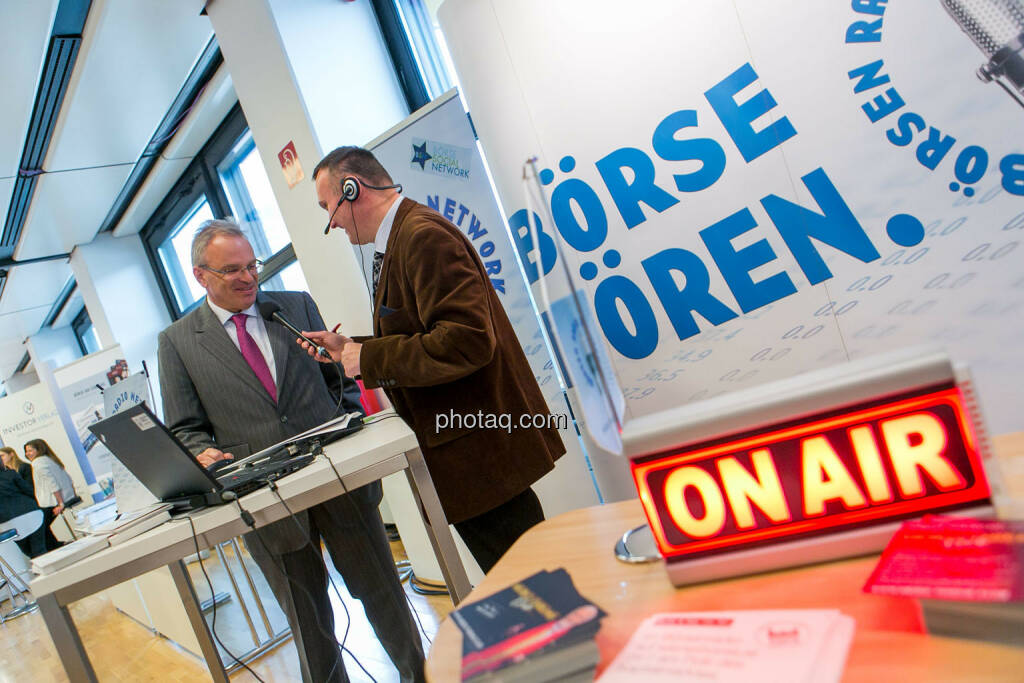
[199,259,264,279]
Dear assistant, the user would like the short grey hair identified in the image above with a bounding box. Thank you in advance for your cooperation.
[191,219,246,267]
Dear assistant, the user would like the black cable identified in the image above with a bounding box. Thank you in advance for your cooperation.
[229,494,367,683]
[408,571,451,597]
[362,411,400,426]
[314,448,434,647]
[185,514,267,683]
[329,360,347,419]
[261,479,378,683]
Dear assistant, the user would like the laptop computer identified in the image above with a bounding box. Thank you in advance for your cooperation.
[88,403,337,509]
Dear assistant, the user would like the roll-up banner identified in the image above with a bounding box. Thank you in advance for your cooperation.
[438,0,1024,459]
[51,345,131,494]
[365,91,601,512]
[0,381,91,501]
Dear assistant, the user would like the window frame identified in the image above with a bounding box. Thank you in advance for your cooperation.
[142,105,301,319]
[71,306,98,356]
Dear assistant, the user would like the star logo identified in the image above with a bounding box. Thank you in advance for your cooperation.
[411,142,432,170]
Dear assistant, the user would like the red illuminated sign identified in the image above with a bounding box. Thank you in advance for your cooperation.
[632,387,990,561]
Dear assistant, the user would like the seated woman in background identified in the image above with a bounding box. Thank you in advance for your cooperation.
[0,464,48,558]
[1,446,34,490]
[24,439,76,551]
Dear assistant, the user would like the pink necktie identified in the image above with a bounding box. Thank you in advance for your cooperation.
[230,313,277,402]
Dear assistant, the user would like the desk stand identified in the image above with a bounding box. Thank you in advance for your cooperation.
[613,523,660,564]
[0,545,38,622]
[403,447,472,603]
[211,538,292,672]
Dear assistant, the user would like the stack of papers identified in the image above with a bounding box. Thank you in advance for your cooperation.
[864,515,1024,646]
[70,498,119,534]
[30,503,174,576]
[31,535,110,576]
[452,568,605,682]
[598,609,855,683]
[87,503,173,546]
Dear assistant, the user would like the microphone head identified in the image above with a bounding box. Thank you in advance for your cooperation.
[257,300,281,322]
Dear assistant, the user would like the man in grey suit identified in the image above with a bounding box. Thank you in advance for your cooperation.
[158,219,424,683]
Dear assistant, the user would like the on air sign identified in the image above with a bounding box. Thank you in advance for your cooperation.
[632,386,991,562]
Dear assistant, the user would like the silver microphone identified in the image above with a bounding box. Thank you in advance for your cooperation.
[942,0,1024,108]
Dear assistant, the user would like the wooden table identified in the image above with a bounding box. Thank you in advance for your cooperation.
[426,491,1024,682]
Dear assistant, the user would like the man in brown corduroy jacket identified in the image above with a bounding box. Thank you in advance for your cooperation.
[303,146,565,573]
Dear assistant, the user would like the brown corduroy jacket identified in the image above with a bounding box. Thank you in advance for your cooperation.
[359,199,564,523]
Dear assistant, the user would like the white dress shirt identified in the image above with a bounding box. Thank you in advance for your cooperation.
[206,298,278,385]
[32,455,76,508]
[373,195,404,255]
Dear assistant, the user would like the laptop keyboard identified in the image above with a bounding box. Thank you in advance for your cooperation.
[216,454,316,498]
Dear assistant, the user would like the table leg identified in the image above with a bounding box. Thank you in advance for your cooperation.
[37,594,97,683]
[403,447,472,604]
[168,559,229,683]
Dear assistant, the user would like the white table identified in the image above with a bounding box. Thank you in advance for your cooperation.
[32,416,471,682]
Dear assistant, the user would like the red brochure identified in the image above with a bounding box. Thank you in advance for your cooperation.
[864,516,1024,602]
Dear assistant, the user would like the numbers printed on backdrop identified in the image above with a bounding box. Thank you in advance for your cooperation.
[511,59,930,361]
[440,1,1024,435]
[490,3,1023,418]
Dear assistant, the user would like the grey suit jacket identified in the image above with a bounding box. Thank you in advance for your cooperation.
[158,290,365,554]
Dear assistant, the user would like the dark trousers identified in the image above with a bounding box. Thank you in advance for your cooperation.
[39,507,63,551]
[454,487,545,574]
[246,484,425,683]
[14,525,48,558]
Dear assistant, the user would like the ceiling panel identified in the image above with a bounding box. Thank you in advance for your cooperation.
[0,260,71,384]
[14,164,133,260]
[45,0,214,170]
[0,1,59,178]
[0,259,73,316]
[111,156,191,236]
[0,259,68,384]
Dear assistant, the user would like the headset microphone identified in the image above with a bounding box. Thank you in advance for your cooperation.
[322,177,402,236]
[323,195,344,235]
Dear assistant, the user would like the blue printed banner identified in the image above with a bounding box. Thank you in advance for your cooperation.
[440,0,1024,440]
[409,136,473,181]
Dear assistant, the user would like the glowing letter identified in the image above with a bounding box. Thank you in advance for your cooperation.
[881,412,966,497]
[848,425,894,504]
[802,435,868,516]
[663,467,726,538]
[717,449,791,529]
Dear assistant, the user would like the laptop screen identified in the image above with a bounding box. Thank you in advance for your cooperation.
[89,403,221,502]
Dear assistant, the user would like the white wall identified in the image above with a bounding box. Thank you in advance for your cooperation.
[26,326,82,371]
[70,232,171,413]
[4,370,39,395]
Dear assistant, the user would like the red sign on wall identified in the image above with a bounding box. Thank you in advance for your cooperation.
[278,141,304,189]
[632,387,990,561]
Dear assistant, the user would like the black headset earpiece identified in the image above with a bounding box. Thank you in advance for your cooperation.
[341,176,361,202]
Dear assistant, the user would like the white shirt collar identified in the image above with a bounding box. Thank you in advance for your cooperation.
[373,195,404,254]
[206,297,259,326]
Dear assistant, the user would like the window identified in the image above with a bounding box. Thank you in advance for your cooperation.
[260,258,311,294]
[392,0,455,101]
[157,197,214,312]
[216,130,290,259]
[73,308,101,355]
[143,105,304,319]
